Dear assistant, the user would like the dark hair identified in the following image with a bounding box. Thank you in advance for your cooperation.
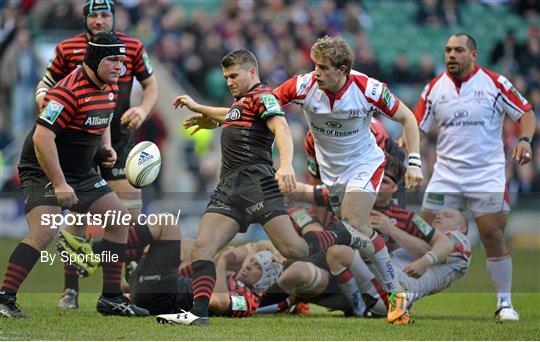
[384,153,406,184]
[451,33,477,51]
[221,49,259,71]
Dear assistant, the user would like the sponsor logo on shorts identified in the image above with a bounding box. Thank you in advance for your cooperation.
[426,193,444,206]
[246,201,264,215]
[138,274,161,283]
[111,168,126,177]
[94,179,107,188]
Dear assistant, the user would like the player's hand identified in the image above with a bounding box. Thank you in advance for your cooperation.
[120,106,147,130]
[173,94,201,112]
[100,145,117,168]
[405,166,424,189]
[183,114,219,135]
[403,256,431,278]
[54,183,79,208]
[512,140,532,166]
[369,210,394,234]
[275,164,296,194]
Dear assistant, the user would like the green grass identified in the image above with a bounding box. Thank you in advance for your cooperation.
[1,238,539,340]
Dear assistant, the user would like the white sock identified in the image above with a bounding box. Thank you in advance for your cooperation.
[332,266,367,316]
[349,252,377,293]
[486,256,513,306]
[369,231,400,292]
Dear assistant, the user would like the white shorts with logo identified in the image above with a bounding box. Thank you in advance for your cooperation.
[325,160,385,214]
[421,163,510,217]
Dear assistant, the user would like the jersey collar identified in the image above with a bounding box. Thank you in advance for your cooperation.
[323,75,353,110]
[445,64,480,92]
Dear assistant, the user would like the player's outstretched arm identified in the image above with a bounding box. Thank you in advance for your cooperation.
[266,115,296,194]
[391,101,424,189]
[512,109,536,165]
[173,94,229,123]
[183,114,220,136]
[33,125,79,207]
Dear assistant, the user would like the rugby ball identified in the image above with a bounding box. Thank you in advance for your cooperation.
[125,141,161,188]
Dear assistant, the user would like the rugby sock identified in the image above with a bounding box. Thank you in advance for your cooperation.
[64,264,79,292]
[97,240,125,297]
[368,231,400,293]
[191,260,216,317]
[332,266,367,316]
[349,252,388,310]
[124,224,154,262]
[260,283,290,307]
[1,243,40,295]
[303,230,340,255]
[487,255,513,306]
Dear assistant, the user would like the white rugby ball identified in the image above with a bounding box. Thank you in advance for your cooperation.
[126,141,161,188]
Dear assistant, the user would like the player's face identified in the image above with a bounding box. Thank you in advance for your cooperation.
[236,257,263,286]
[445,36,477,78]
[86,11,113,35]
[375,176,398,207]
[432,208,466,233]
[98,56,125,84]
[223,64,256,98]
[311,54,346,93]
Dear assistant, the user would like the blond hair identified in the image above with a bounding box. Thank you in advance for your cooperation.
[311,35,354,74]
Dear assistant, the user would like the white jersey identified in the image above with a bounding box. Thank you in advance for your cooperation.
[393,230,471,307]
[274,71,400,186]
[415,65,531,188]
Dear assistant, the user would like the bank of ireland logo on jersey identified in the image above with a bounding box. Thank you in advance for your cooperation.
[40,100,64,124]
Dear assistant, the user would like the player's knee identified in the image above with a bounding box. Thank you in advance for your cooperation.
[26,229,57,250]
[147,212,181,241]
[278,262,309,291]
[191,240,217,261]
[275,239,308,260]
[325,245,353,270]
[342,216,370,235]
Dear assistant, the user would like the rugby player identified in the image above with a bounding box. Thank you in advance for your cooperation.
[34,0,158,309]
[0,32,148,318]
[415,33,536,320]
[166,49,369,325]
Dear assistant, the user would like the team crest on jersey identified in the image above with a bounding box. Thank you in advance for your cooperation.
[226,108,241,121]
[108,93,114,101]
[40,100,64,124]
[349,109,361,119]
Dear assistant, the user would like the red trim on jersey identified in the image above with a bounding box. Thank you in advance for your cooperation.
[414,72,444,123]
[369,160,386,191]
[481,66,533,113]
[323,75,354,111]
[273,73,315,105]
[445,64,480,93]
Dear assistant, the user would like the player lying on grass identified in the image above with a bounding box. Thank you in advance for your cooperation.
[59,224,284,319]
[259,156,469,324]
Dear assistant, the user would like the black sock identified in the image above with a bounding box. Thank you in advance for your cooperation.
[99,239,125,298]
[190,260,216,317]
[125,224,154,262]
[302,230,339,255]
[64,264,79,292]
[1,243,40,296]
[260,283,290,307]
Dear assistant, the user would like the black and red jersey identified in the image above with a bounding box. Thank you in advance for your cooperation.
[45,31,152,142]
[19,66,118,178]
[375,203,435,251]
[220,83,285,175]
[304,118,391,179]
[226,274,261,318]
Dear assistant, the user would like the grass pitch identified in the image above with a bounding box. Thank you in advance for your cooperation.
[1,238,539,340]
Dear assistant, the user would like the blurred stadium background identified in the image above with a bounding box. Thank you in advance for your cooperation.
[0,0,539,247]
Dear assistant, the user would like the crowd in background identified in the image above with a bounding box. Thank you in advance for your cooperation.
[1,0,539,200]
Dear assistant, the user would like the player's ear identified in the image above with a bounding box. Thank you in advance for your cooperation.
[249,66,257,79]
